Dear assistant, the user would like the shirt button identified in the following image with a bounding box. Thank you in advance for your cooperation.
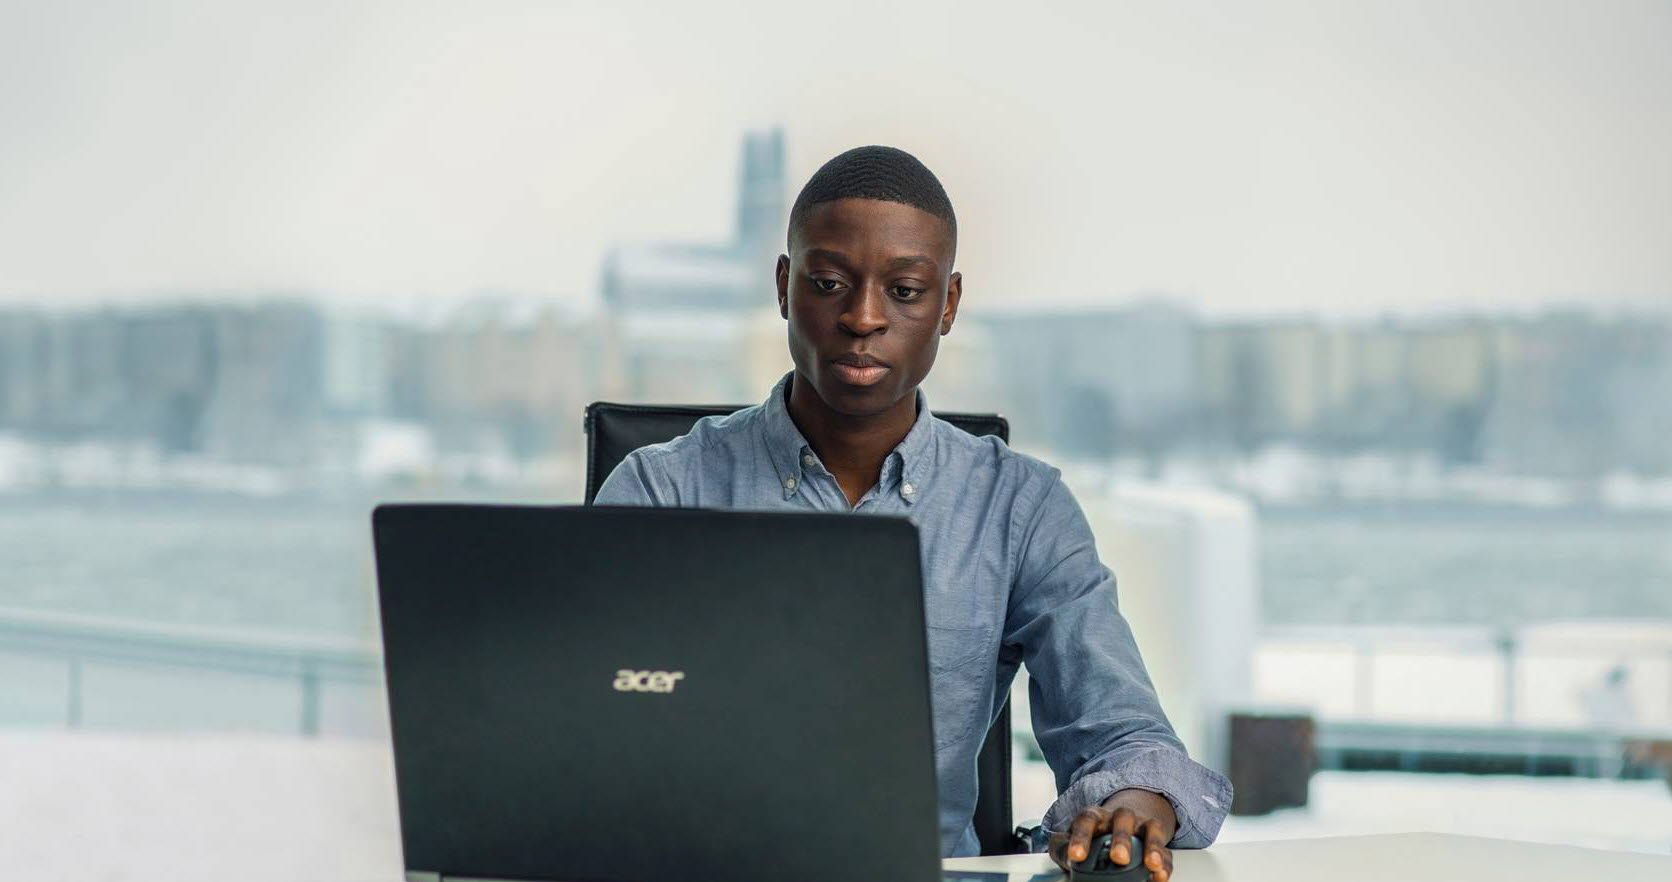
[783,476,797,491]
[901,482,915,497]
[802,454,816,468]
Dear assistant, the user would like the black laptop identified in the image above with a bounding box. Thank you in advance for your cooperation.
[372,504,944,882]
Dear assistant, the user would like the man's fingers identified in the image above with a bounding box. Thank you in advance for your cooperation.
[1138,818,1166,858]
[1138,819,1172,882]
[1150,848,1174,882]
[1109,807,1138,864]
[1144,840,1168,871]
[1066,807,1108,863]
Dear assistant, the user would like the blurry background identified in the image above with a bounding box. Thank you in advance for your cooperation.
[1,1,1669,878]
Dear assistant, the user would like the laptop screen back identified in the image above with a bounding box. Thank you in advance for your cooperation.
[374,504,942,882]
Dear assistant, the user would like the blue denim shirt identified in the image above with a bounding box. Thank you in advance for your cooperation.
[594,370,1231,856]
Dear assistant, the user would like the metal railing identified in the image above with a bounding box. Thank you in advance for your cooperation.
[0,606,384,735]
[1257,623,1672,778]
[6,604,1671,780]
[1259,622,1672,726]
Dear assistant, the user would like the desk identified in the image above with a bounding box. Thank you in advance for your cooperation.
[943,833,1672,882]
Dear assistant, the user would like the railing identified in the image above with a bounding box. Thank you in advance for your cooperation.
[0,606,384,736]
[7,604,1672,777]
[1255,622,1672,778]
[1257,622,1672,728]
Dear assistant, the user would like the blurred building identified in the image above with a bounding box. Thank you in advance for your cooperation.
[1199,322,1291,451]
[406,302,598,460]
[1481,314,1672,476]
[598,128,787,403]
[322,310,391,418]
[197,303,326,467]
[973,301,1199,458]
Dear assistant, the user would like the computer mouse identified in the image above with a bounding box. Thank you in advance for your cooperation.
[1065,833,1147,878]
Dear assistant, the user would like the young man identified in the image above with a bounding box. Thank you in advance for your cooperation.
[595,146,1229,879]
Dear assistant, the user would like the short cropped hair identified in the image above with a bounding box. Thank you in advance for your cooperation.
[787,145,957,249]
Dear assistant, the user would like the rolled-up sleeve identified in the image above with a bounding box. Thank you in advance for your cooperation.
[1004,472,1231,849]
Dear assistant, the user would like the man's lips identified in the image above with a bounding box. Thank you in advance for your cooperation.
[833,352,889,368]
[830,356,890,386]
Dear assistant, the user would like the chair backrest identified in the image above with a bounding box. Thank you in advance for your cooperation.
[583,400,1022,856]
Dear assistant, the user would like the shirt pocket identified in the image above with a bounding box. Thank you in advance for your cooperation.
[926,623,994,749]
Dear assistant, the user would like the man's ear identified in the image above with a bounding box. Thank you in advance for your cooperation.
[775,254,790,319]
[940,271,962,335]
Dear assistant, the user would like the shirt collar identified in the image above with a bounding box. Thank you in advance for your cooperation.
[760,370,936,504]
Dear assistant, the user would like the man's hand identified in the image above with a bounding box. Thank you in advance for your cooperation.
[1065,788,1178,881]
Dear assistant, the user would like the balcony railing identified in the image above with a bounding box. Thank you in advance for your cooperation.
[1255,622,1672,777]
[0,606,384,736]
[5,605,1671,781]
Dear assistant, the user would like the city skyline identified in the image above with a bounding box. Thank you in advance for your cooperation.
[3,298,1667,480]
[4,127,1667,489]
[2,1,1668,316]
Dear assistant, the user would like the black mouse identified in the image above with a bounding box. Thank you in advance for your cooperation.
[1066,833,1147,878]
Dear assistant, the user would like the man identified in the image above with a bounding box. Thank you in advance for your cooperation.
[595,145,1230,879]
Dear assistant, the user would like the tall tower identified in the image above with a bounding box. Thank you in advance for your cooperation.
[734,128,786,266]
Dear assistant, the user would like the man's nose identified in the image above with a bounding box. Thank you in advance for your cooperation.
[838,285,888,336]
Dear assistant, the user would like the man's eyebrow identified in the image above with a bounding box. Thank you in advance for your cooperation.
[885,254,939,273]
[803,249,939,274]
[804,248,854,267]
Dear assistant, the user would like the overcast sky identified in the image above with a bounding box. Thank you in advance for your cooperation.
[1,0,1667,317]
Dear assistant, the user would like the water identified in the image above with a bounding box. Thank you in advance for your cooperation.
[1260,505,1672,626]
[1,494,1669,638]
[0,494,385,639]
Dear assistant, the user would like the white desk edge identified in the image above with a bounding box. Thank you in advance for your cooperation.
[942,832,1672,882]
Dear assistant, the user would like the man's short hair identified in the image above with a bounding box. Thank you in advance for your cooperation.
[787,145,957,250]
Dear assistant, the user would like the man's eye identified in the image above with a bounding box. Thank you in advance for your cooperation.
[892,286,925,300]
[813,278,842,292]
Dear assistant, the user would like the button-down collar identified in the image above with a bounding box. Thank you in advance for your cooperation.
[759,370,934,505]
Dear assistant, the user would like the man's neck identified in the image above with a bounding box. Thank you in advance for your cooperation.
[785,371,918,507]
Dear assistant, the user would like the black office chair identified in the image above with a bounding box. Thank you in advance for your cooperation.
[584,401,1028,856]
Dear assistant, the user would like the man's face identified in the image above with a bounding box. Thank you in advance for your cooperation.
[776,198,962,416]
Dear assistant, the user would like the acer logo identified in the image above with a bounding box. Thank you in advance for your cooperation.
[613,669,685,693]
